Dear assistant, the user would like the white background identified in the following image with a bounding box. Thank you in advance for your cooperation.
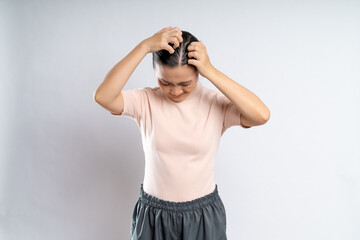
[1,0,359,239]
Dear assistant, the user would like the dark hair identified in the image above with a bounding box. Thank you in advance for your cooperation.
[152,30,199,70]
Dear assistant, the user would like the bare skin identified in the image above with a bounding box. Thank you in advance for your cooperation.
[155,64,199,103]
[94,26,270,127]
[93,26,272,202]
[93,26,183,115]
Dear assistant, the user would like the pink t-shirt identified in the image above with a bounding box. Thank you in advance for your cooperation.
[120,81,249,201]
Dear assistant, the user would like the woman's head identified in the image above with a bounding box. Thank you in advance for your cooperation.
[152,30,200,102]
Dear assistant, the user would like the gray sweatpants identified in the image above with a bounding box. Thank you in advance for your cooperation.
[130,183,227,240]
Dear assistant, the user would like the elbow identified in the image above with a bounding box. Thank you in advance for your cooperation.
[94,94,102,103]
[261,109,271,124]
[93,90,105,104]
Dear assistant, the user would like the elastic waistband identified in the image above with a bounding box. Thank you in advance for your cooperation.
[139,183,220,212]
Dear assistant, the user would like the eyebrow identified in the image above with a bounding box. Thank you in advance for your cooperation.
[159,78,193,84]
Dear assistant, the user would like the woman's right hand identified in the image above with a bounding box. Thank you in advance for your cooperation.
[142,26,183,54]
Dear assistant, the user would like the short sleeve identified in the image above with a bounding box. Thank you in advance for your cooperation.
[120,88,150,126]
[215,91,250,135]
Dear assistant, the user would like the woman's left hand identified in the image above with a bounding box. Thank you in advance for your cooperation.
[187,40,215,79]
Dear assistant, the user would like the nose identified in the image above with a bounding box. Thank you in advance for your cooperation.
[171,86,184,96]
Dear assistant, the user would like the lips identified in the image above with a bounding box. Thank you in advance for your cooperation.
[172,93,184,98]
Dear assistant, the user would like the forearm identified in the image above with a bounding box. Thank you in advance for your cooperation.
[94,41,149,103]
[206,66,270,123]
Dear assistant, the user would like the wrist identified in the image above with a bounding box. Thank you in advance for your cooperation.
[204,64,217,79]
[138,40,150,54]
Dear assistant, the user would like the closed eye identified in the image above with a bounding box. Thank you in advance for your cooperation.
[160,82,189,87]
[159,79,193,86]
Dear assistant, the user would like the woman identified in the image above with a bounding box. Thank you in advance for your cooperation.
[94,26,270,240]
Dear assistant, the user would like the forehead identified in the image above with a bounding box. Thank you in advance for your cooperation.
[156,64,196,84]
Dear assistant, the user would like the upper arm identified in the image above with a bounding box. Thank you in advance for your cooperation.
[111,93,125,115]
[96,88,149,120]
[99,88,150,129]
[96,92,125,116]
[97,88,149,130]
[216,92,252,134]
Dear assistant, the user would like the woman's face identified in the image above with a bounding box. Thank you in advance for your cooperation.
[155,64,199,102]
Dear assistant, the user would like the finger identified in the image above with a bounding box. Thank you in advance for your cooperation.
[159,26,172,33]
[188,58,198,66]
[168,28,183,43]
[188,51,194,58]
[168,36,180,49]
[170,32,183,46]
[187,41,200,51]
[165,44,175,54]
[174,27,183,37]
[188,45,199,53]
[188,51,199,60]
[171,26,181,34]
